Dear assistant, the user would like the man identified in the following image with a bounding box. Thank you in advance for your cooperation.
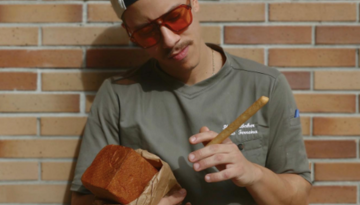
[71,0,312,204]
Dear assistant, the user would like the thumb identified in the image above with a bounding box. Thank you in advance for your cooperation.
[158,189,187,205]
[199,126,210,133]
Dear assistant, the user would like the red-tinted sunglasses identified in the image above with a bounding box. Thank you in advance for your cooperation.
[122,1,193,48]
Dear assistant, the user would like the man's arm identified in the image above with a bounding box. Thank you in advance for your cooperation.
[248,164,311,205]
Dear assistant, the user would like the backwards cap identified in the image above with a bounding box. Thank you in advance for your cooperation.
[110,0,137,20]
[118,0,137,9]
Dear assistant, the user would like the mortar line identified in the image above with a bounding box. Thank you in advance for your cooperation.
[356,49,359,68]
[38,161,42,182]
[38,27,42,47]
[265,3,269,23]
[356,94,359,113]
[0,136,81,139]
[0,158,75,162]
[356,138,359,159]
[264,48,268,66]
[312,25,316,46]
[80,93,86,114]
[311,162,315,184]
[312,181,360,186]
[310,116,313,137]
[310,70,314,91]
[37,117,41,137]
[357,2,360,23]
[220,24,224,47]
[83,1,88,25]
[36,70,41,92]
[0,181,69,185]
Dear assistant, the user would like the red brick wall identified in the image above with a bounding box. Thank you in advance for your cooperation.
[0,1,359,204]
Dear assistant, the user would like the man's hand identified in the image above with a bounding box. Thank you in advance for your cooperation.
[188,126,263,187]
[158,188,191,205]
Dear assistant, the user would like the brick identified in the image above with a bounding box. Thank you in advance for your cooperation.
[88,3,120,22]
[0,49,83,68]
[268,49,356,67]
[269,3,357,22]
[0,139,80,158]
[316,26,360,44]
[282,72,310,90]
[41,162,75,181]
[294,94,356,113]
[314,71,360,90]
[0,72,37,90]
[315,163,360,181]
[0,27,38,46]
[0,184,71,203]
[0,162,38,181]
[313,117,360,136]
[86,95,95,112]
[43,26,129,46]
[224,26,311,44]
[0,94,79,113]
[202,26,221,44]
[41,117,87,136]
[305,140,356,159]
[0,117,37,136]
[42,72,119,91]
[224,48,264,64]
[301,117,310,136]
[86,48,149,68]
[0,4,82,23]
[199,3,264,22]
[309,186,357,203]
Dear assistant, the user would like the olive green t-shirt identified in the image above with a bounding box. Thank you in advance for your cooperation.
[71,45,311,205]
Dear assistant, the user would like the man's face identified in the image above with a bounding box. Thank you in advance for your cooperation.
[123,0,202,71]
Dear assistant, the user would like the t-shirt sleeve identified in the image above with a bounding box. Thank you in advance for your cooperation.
[265,74,311,184]
[70,79,121,194]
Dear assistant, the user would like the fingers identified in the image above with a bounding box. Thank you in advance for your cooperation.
[204,168,240,183]
[188,143,237,163]
[189,130,217,145]
[199,126,210,133]
[192,153,235,172]
[191,127,233,145]
[158,189,187,205]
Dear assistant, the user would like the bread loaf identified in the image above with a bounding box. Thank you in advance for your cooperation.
[81,145,159,204]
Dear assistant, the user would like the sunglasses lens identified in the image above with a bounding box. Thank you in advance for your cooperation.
[132,23,160,48]
[164,6,192,31]
[131,5,192,48]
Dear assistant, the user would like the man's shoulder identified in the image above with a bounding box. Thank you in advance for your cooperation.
[108,59,155,86]
[227,52,281,80]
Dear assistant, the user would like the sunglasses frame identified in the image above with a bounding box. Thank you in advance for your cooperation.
[122,0,193,48]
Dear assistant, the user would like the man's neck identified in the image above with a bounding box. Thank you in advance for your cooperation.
[158,43,223,86]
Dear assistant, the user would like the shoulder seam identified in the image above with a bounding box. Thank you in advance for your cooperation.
[230,64,278,80]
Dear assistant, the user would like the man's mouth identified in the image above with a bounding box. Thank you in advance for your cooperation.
[169,46,189,61]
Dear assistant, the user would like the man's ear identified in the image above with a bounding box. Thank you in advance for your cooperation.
[192,0,200,12]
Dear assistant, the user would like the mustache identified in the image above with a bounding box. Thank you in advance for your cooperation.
[166,40,194,58]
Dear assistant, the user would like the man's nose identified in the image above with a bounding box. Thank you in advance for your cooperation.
[159,25,180,49]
